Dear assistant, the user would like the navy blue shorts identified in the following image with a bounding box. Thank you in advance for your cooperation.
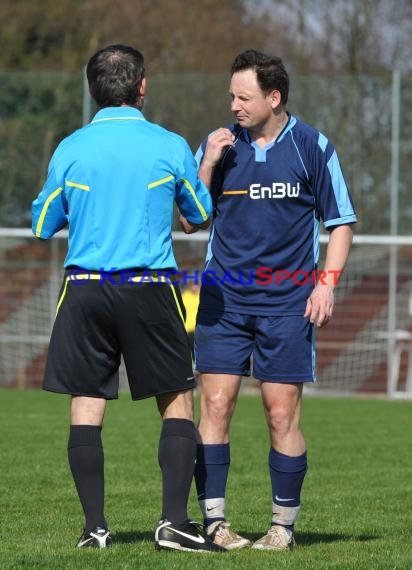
[194,311,316,383]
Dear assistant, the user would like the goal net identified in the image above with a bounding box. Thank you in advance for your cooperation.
[1,229,411,397]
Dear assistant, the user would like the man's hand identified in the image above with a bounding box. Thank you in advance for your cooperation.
[199,128,235,189]
[179,215,199,234]
[179,215,211,234]
[202,128,236,168]
[304,283,334,328]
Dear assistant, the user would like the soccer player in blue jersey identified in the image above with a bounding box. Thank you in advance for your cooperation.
[191,50,357,550]
[31,45,225,553]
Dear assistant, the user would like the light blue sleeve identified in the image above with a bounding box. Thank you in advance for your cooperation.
[175,141,212,224]
[312,134,357,228]
[32,161,68,239]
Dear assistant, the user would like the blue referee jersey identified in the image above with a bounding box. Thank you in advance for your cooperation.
[32,106,212,270]
[195,114,357,315]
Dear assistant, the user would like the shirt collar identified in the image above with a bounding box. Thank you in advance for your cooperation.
[91,106,145,123]
[242,113,296,145]
[277,113,296,142]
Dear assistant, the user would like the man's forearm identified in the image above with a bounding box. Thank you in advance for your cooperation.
[198,159,215,191]
[322,225,354,287]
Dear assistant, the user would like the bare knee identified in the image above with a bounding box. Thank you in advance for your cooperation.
[197,374,241,443]
[261,383,304,451]
[266,406,294,438]
[202,389,237,423]
[157,389,194,420]
[198,391,236,443]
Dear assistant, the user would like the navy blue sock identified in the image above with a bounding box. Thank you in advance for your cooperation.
[269,448,308,509]
[194,443,230,525]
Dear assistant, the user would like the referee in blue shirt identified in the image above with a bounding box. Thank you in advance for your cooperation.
[32,45,224,553]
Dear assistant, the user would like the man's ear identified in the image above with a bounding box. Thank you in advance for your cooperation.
[139,77,147,98]
[136,77,146,108]
[270,89,282,110]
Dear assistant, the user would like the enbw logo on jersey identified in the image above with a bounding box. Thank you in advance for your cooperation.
[249,182,300,199]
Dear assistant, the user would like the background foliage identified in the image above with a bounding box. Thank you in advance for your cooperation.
[0,0,411,230]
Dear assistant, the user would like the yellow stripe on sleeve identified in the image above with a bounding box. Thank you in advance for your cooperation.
[222,190,248,195]
[66,180,90,191]
[148,175,175,189]
[180,178,208,221]
[35,187,63,237]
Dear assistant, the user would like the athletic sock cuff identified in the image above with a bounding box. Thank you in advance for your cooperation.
[272,504,301,526]
[197,443,230,465]
[68,425,102,449]
[160,418,196,441]
[269,448,307,473]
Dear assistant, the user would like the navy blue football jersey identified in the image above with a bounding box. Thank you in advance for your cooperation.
[195,114,357,315]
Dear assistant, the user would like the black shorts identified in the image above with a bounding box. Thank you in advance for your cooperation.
[43,269,195,400]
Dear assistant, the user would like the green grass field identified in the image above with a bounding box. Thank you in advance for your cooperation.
[0,390,411,569]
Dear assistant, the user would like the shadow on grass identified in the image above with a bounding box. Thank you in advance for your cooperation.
[113,529,380,547]
[240,531,379,545]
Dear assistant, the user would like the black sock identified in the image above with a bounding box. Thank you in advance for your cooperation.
[158,418,197,526]
[68,425,107,533]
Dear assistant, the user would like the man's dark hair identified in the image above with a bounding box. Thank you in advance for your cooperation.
[86,45,145,108]
[231,49,289,104]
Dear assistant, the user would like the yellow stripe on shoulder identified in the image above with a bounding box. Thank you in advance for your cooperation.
[35,187,63,237]
[66,180,90,191]
[148,175,175,189]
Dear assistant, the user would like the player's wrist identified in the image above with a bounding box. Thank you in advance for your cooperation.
[320,269,343,288]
